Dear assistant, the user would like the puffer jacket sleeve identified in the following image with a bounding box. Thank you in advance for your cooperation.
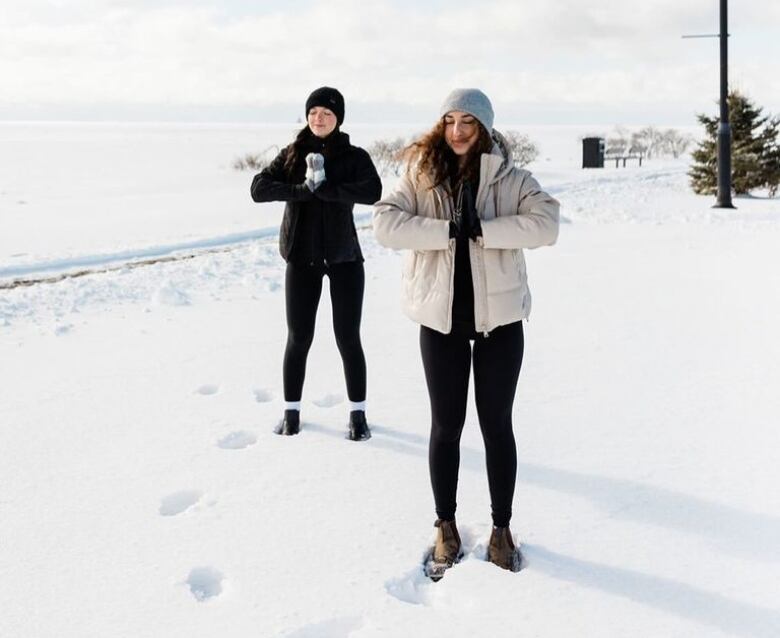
[314,148,382,205]
[373,173,451,250]
[480,172,560,249]
[250,146,315,203]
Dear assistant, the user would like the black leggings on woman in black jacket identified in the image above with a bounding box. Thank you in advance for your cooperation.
[420,321,524,528]
[284,260,366,403]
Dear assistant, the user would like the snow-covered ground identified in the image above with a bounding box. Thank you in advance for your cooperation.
[1,122,779,637]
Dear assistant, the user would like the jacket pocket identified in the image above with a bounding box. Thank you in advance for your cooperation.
[484,248,523,294]
[403,250,419,279]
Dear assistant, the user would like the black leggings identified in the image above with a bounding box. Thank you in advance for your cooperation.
[283,261,366,403]
[420,321,524,528]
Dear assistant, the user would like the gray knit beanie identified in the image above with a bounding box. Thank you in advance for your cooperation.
[439,88,494,132]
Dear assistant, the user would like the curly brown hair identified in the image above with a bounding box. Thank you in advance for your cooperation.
[403,118,493,190]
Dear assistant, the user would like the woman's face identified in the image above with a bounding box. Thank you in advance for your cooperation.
[308,107,338,138]
[443,111,479,156]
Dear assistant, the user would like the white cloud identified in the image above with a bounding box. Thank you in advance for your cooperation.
[1,0,777,122]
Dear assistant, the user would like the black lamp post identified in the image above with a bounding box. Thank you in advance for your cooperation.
[683,0,735,208]
[715,0,735,208]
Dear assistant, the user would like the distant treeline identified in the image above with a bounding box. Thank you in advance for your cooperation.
[232,131,540,177]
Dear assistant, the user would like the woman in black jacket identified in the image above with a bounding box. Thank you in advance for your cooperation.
[251,87,381,440]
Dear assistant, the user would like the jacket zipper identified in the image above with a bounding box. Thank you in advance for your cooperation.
[473,241,490,336]
[472,184,490,336]
[438,186,455,335]
[447,240,456,334]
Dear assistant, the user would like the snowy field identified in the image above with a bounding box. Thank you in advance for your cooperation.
[1,122,780,637]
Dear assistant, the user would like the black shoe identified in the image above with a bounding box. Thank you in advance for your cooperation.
[274,410,300,435]
[346,410,371,441]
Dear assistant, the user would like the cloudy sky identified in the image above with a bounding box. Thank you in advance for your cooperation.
[2,0,778,125]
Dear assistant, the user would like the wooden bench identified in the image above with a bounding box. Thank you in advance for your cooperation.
[604,153,644,168]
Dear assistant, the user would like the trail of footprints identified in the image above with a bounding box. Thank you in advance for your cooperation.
[164,383,344,601]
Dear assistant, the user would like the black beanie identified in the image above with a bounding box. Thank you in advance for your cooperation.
[305,87,345,125]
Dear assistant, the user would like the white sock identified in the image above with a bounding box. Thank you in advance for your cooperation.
[349,401,366,412]
[285,401,301,411]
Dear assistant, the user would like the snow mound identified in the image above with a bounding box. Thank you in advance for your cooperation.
[153,280,190,306]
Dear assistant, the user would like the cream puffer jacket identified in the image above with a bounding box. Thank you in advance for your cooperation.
[373,131,560,334]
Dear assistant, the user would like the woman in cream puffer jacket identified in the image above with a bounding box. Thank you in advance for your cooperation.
[373,89,559,579]
[373,127,559,334]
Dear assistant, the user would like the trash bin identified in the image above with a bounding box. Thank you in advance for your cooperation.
[582,137,605,168]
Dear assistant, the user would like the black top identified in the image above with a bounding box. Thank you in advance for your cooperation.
[250,129,382,265]
[451,180,478,335]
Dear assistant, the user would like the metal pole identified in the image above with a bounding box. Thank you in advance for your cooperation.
[715,0,735,208]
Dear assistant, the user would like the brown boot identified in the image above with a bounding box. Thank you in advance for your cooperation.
[487,526,523,572]
[434,519,462,564]
[424,519,463,581]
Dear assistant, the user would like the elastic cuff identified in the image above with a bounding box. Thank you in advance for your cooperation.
[492,512,511,528]
[436,509,456,522]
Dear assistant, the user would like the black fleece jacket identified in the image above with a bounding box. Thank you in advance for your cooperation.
[250,130,382,265]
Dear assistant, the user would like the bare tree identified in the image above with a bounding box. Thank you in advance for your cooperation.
[502,130,540,167]
[660,129,693,158]
[629,132,649,157]
[232,144,280,171]
[635,126,664,158]
[606,126,630,156]
[367,137,407,177]
[606,126,692,159]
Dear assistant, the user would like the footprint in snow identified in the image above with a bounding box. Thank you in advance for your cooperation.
[312,392,343,408]
[195,384,220,396]
[384,565,432,606]
[284,616,363,637]
[186,566,224,602]
[217,431,257,450]
[53,323,73,336]
[385,523,504,604]
[252,388,274,403]
[159,490,203,516]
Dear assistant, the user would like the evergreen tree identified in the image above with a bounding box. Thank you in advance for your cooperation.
[758,118,780,197]
[689,91,780,197]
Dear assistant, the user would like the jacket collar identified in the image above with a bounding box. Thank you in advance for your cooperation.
[472,130,514,213]
[303,129,350,156]
[480,130,513,186]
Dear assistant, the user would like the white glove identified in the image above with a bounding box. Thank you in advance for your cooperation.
[304,153,326,191]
